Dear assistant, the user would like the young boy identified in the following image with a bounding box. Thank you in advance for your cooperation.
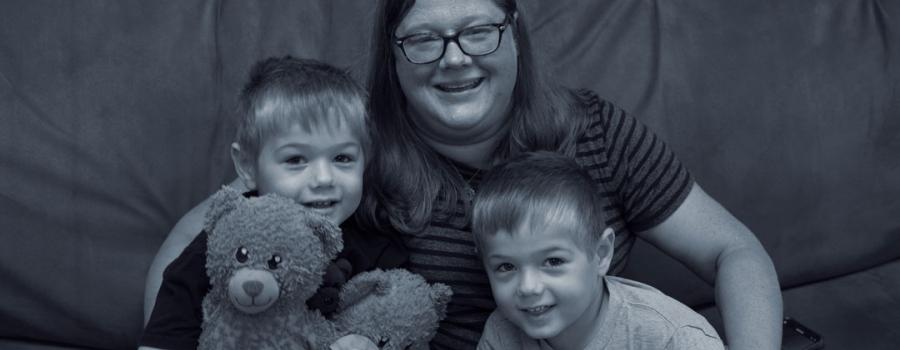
[472,151,724,350]
[139,56,405,350]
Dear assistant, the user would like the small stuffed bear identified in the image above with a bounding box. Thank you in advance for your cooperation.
[197,187,452,350]
[198,187,341,350]
[334,268,453,350]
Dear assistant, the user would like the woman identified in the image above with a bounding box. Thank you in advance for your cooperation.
[361,1,781,348]
[145,0,782,349]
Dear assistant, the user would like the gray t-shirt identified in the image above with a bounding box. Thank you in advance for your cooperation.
[477,276,723,350]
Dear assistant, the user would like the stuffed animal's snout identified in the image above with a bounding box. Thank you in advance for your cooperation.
[227,267,280,314]
[241,280,264,297]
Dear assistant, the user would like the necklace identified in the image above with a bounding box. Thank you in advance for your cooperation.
[465,168,481,184]
[463,168,481,201]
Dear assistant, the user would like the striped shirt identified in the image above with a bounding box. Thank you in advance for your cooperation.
[405,90,694,349]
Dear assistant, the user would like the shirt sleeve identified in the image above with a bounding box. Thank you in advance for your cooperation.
[140,232,210,350]
[582,91,694,231]
[665,325,725,350]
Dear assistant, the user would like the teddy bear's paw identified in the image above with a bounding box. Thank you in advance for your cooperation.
[306,285,341,315]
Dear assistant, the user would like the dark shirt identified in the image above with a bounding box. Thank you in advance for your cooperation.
[140,216,407,350]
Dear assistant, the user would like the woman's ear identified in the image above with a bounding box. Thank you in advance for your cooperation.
[231,142,257,190]
[594,227,615,276]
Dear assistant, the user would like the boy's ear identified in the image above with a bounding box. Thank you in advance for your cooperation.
[231,142,257,190]
[594,227,615,275]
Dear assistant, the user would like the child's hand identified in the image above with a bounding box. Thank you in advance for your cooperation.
[329,334,378,350]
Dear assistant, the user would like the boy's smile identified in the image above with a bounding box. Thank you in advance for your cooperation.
[302,199,340,215]
[522,305,553,315]
[241,123,364,225]
[301,200,340,218]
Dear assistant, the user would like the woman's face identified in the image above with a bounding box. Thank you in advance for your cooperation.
[394,0,518,145]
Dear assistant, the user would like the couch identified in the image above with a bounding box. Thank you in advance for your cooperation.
[1,0,897,349]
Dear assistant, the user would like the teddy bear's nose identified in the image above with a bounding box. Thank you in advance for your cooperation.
[242,280,264,297]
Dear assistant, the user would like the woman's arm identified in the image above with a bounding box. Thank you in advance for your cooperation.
[142,178,246,324]
[639,183,782,350]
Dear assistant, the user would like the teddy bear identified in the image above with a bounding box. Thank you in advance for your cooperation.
[198,187,342,350]
[333,268,453,350]
[197,186,452,350]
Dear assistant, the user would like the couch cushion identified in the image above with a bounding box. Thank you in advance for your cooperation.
[697,258,900,349]
[0,0,898,349]
[611,0,900,305]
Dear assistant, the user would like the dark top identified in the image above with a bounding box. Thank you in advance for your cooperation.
[139,215,408,350]
[410,90,695,349]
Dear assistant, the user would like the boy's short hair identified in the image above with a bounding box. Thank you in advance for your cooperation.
[472,151,610,254]
[235,56,370,160]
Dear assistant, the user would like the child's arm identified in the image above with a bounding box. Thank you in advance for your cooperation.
[143,203,206,324]
[139,232,210,350]
[143,178,246,322]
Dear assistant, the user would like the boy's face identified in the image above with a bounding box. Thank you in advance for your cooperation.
[237,123,364,225]
[481,221,613,344]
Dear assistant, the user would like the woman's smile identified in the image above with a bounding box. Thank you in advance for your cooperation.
[434,77,484,93]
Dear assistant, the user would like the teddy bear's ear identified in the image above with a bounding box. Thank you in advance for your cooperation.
[306,213,343,260]
[430,283,453,320]
[203,186,244,233]
[338,269,387,311]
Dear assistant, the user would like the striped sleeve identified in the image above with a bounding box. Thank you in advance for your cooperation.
[579,90,694,232]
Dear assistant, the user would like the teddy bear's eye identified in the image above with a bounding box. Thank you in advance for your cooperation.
[267,254,282,270]
[235,246,249,263]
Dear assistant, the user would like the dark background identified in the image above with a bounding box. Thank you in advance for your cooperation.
[1,1,898,349]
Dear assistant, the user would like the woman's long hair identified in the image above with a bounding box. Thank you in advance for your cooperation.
[358,0,591,235]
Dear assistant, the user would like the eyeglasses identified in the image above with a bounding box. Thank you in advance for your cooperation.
[394,17,510,64]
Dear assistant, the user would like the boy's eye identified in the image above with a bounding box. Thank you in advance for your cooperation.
[285,156,307,165]
[495,263,515,273]
[334,154,354,163]
[545,257,566,267]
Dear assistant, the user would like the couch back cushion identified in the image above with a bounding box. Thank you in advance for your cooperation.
[0,0,897,348]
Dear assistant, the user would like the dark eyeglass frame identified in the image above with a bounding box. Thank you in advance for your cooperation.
[394,16,511,64]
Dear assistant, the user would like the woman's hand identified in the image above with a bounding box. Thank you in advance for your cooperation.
[640,183,782,350]
[330,334,378,350]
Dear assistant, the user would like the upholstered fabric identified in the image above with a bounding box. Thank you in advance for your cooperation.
[0,1,897,349]
[697,258,900,349]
